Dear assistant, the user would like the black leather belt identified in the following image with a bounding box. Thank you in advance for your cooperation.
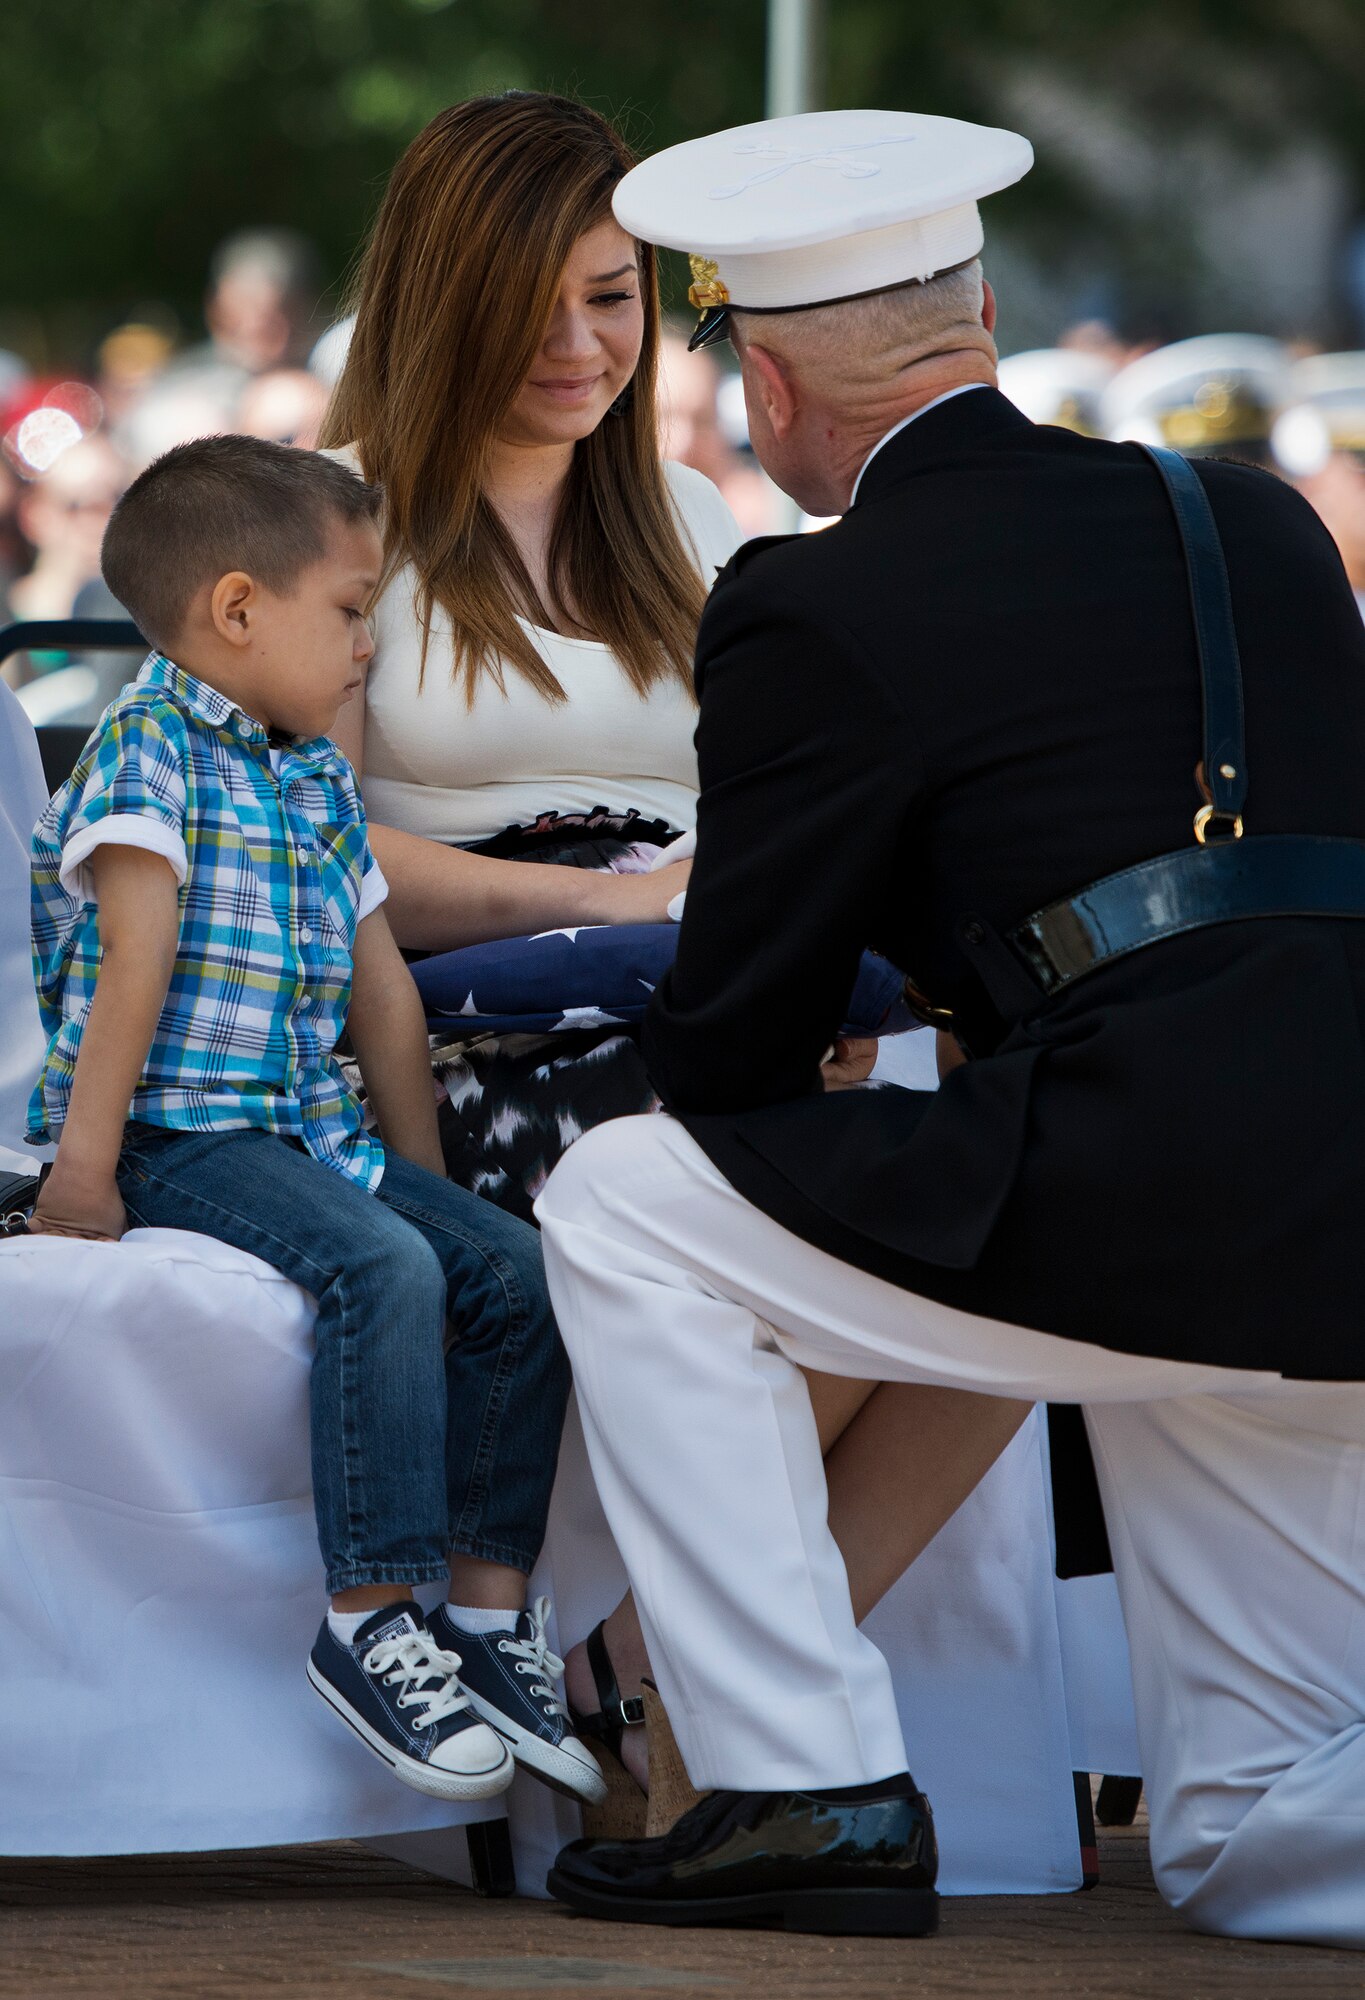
[1008,834,1365,999]
[922,444,1365,1037]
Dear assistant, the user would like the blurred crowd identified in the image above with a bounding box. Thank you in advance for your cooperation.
[996,329,1365,625]
[1,229,339,726]
[4,226,1365,731]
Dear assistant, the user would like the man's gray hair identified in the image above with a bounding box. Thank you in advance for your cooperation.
[732,259,987,381]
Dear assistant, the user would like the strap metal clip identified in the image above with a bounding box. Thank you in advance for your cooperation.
[1194,804,1244,845]
[900,976,955,1032]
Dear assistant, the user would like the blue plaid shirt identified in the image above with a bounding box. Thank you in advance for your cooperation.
[29,653,385,1188]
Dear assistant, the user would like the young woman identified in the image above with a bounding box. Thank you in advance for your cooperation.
[324,92,1029,1835]
[323,91,741,1217]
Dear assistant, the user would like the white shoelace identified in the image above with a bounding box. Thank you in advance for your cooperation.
[364,1632,472,1731]
[497,1596,568,1718]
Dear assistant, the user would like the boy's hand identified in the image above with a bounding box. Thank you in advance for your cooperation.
[29,1161,128,1242]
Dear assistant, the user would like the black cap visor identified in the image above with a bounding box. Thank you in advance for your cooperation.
[688,306,731,352]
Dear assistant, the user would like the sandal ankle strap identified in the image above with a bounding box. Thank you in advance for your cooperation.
[571,1622,645,1756]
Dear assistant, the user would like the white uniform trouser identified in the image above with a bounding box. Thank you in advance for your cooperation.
[537,1114,1365,1949]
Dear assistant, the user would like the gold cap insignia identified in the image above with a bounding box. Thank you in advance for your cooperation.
[687,255,730,311]
[1161,379,1272,449]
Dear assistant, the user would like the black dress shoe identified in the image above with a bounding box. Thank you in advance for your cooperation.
[547,1780,938,1935]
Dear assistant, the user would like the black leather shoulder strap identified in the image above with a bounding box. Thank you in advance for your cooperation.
[1138,444,1248,825]
[947,444,1365,1029]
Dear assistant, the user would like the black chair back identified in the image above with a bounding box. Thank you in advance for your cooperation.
[0,619,145,794]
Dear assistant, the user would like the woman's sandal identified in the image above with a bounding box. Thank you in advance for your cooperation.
[568,1629,708,1841]
[640,1678,706,1838]
[569,1622,649,1840]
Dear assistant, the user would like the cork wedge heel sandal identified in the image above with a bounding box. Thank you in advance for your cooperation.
[567,1631,709,1840]
[640,1679,706,1838]
[568,1623,648,1841]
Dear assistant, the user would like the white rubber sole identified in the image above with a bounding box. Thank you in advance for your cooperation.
[307,1659,516,1802]
[463,1689,609,1805]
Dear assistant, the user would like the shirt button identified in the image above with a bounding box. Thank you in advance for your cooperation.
[236,716,252,736]
[299,925,313,944]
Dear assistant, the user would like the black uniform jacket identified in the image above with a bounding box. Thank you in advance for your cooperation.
[643,389,1365,1380]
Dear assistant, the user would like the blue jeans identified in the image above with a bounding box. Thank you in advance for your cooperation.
[116,1124,570,1595]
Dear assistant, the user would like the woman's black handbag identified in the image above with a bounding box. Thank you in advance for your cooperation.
[0,1168,42,1237]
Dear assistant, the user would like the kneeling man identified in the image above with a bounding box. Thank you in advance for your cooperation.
[538,109,1365,1947]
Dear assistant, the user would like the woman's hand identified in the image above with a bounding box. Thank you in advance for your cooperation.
[579,859,693,927]
[822,1036,878,1091]
[369,825,694,951]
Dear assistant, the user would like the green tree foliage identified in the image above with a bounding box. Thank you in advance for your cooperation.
[4,0,1364,357]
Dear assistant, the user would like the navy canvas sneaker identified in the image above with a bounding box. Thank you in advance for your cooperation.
[309,1602,514,1801]
[430,1597,607,1805]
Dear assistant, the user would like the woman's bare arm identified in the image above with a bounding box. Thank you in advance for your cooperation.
[332,667,689,952]
[367,820,690,950]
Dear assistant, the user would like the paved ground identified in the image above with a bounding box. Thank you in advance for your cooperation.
[3,1811,1362,2000]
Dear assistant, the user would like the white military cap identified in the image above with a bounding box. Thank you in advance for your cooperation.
[1286,352,1365,462]
[996,347,1114,433]
[1099,333,1292,465]
[613,109,1033,350]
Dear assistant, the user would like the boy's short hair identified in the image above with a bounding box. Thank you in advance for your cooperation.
[101,434,383,650]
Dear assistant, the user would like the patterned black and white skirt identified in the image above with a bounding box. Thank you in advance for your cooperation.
[427,808,680,1224]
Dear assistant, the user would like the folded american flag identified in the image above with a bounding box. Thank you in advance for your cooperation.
[411,924,914,1040]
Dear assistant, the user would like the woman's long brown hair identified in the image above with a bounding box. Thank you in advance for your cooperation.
[322,92,708,704]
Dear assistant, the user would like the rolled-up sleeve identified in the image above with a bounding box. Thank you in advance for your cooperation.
[57,705,189,901]
[356,849,389,921]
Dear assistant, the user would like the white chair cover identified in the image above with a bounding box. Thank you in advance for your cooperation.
[0,687,1137,1881]
[0,1225,498,1855]
[0,677,50,1157]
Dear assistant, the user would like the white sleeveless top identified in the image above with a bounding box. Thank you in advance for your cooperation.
[330,453,742,847]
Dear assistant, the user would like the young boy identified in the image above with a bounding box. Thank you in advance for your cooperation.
[27,435,604,1810]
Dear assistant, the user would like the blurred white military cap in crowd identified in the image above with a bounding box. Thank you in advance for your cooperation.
[614,109,1032,352]
[1269,352,1365,481]
[997,347,1114,434]
[308,315,355,389]
[1286,352,1365,459]
[1100,333,1292,467]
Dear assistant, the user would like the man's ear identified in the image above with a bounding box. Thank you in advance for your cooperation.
[745,342,798,442]
[981,280,998,336]
[210,571,256,647]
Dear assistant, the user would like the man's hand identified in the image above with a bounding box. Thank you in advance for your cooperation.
[29,1161,127,1242]
[822,1036,878,1091]
[936,1030,968,1081]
